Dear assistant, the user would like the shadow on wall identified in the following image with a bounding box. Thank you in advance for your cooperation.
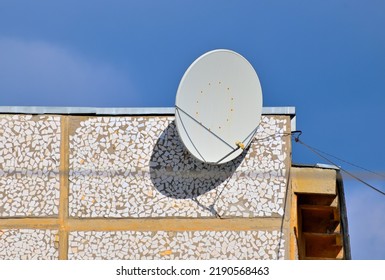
[149,121,247,199]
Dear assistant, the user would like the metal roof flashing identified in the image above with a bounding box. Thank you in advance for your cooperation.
[0,106,295,116]
[0,106,297,131]
[292,163,341,170]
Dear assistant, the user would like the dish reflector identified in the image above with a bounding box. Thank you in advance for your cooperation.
[175,49,263,164]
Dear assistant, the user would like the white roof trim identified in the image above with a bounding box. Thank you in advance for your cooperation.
[0,106,295,116]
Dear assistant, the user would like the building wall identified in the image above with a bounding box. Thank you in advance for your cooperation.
[0,115,60,217]
[0,114,292,260]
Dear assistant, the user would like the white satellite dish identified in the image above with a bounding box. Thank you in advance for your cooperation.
[175,49,263,164]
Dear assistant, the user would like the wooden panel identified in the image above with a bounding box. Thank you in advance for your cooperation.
[300,205,339,234]
[292,168,337,195]
[303,233,343,259]
[297,194,338,207]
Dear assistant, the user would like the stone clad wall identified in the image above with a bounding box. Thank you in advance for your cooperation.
[0,115,61,217]
[68,230,284,260]
[0,229,58,259]
[0,113,291,260]
[69,115,290,218]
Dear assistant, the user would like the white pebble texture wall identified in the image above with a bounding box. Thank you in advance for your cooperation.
[0,113,291,260]
[69,115,289,218]
[0,115,61,217]
[68,230,285,260]
[0,229,58,259]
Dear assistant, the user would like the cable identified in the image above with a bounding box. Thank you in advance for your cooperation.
[297,141,385,179]
[294,136,385,196]
[175,106,234,149]
[252,130,302,142]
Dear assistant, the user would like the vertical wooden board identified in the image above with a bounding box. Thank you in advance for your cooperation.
[290,191,298,260]
[59,116,70,259]
[58,230,69,260]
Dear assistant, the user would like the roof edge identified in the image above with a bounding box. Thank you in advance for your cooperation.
[0,106,296,116]
[292,163,340,170]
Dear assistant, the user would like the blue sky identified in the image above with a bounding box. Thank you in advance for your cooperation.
[0,1,384,259]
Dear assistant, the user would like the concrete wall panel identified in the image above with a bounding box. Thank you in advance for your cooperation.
[0,229,59,259]
[0,115,60,217]
[69,230,285,260]
[69,115,290,218]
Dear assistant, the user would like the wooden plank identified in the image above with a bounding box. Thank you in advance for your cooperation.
[303,232,343,259]
[304,257,343,260]
[58,116,70,260]
[58,230,68,260]
[59,116,69,224]
[297,194,338,207]
[289,190,298,260]
[303,232,342,238]
[299,205,337,211]
[66,218,282,232]
[292,168,337,195]
[0,218,59,229]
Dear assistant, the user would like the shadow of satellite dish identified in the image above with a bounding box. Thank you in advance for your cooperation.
[149,121,247,199]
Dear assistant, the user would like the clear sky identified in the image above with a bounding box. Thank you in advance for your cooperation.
[0,0,384,259]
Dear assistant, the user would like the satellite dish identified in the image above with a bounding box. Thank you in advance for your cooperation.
[175,49,263,164]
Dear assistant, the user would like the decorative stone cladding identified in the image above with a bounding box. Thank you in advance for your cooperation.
[68,230,285,260]
[69,116,289,218]
[0,229,58,260]
[0,115,61,217]
[0,112,291,260]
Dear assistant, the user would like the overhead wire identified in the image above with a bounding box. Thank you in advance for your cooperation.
[297,141,385,179]
[293,133,385,196]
